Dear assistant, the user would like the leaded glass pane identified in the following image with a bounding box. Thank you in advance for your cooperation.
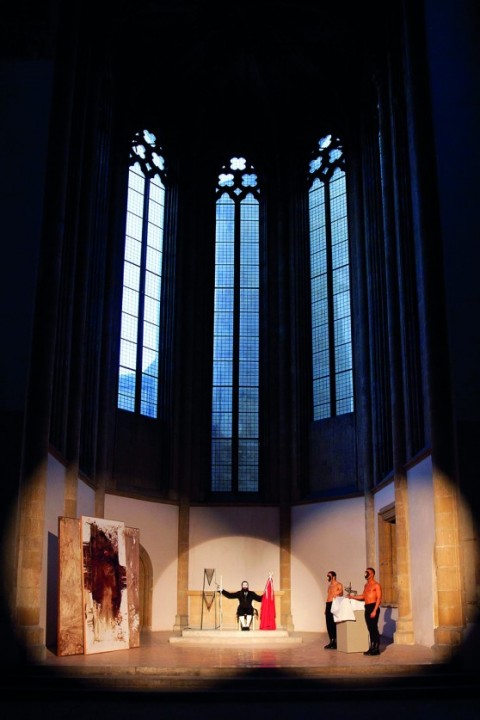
[126,213,144,241]
[312,322,329,352]
[119,340,137,370]
[141,347,157,373]
[212,412,232,436]
[213,360,232,386]
[141,373,158,417]
[123,261,141,291]
[143,296,160,324]
[145,270,160,298]
[239,360,258,386]
[331,240,349,269]
[213,310,234,337]
[335,342,352,373]
[143,320,159,350]
[120,313,138,343]
[215,263,234,286]
[124,236,142,265]
[145,245,161,273]
[215,288,234,312]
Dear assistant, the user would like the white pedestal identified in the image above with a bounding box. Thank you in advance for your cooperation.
[336,610,370,653]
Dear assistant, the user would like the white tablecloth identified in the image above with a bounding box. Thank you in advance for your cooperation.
[331,596,365,622]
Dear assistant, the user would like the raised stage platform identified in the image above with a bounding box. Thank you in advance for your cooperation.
[6,629,477,716]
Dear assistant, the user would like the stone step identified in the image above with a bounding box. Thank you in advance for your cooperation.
[169,628,302,645]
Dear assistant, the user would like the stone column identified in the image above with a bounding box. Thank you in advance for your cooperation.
[14,4,84,651]
[64,464,78,520]
[15,461,48,648]
[375,65,414,645]
[402,2,466,653]
[94,485,106,519]
[174,500,189,630]
[393,470,414,644]
[364,490,376,567]
[279,504,294,631]
[432,468,464,656]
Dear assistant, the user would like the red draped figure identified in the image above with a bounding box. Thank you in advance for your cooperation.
[260,572,276,630]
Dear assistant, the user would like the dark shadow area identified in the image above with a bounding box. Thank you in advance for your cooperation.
[381,607,396,638]
[0,660,478,720]
[46,531,59,650]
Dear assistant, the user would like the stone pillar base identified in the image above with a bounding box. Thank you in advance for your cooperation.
[285,613,294,632]
[434,625,464,646]
[393,628,415,645]
[393,617,415,645]
[16,624,45,647]
[173,614,189,632]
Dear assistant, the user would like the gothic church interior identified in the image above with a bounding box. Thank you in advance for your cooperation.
[1,0,479,691]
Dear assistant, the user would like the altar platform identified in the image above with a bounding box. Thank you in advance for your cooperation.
[169,628,302,645]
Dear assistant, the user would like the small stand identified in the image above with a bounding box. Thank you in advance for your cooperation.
[200,568,222,629]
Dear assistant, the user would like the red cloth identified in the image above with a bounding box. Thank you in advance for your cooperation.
[260,575,276,630]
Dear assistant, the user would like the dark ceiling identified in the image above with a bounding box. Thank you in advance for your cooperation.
[106,0,393,157]
[0,0,395,158]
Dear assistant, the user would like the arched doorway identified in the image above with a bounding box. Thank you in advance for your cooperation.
[139,544,153,631]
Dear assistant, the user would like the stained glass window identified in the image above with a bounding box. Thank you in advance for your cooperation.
[118,130,166,418]
[308,135,354,420]
[212,157,260,492]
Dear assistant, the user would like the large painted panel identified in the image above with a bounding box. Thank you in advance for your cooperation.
[57,517,140,656]
[81,516,130,654]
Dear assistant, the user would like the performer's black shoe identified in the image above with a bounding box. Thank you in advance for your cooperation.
[324,640,336,649]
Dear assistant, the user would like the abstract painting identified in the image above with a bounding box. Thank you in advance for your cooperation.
[81,516,130,654]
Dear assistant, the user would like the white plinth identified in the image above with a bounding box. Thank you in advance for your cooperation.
[336,610,370,653]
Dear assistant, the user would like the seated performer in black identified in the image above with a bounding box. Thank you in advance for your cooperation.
[221,580,263,630]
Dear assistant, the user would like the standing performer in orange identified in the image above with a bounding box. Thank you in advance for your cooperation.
[348,567,382,655]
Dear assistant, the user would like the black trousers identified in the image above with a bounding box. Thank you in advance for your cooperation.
[364,602,380,644]
[325,601,336,641]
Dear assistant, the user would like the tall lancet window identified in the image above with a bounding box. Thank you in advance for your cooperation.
[211,157,260,492]
[308,134,354,420]
[118,129,166,418]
